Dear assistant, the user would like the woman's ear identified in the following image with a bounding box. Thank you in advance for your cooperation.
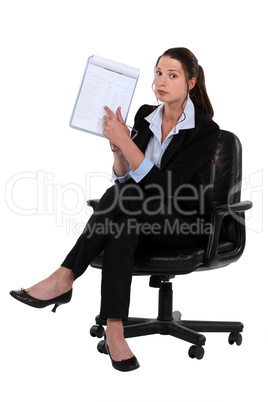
[189,77,197,90]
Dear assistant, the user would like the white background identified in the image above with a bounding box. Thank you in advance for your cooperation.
[1,1,267,401]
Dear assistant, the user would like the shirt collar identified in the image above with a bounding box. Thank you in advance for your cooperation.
[145,96,195,133]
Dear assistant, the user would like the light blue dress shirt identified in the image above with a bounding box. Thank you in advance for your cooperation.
[112,97,195,183]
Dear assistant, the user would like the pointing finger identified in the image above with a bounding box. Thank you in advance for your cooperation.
[104,106,116,120]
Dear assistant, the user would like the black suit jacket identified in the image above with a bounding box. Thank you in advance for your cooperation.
[131,104,220,217]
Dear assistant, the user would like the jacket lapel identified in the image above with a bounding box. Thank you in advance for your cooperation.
[133,116,196,170]
[160,128,195,169]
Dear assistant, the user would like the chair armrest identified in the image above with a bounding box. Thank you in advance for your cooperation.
[212,201,253,214]
[205,200,253,267]
[87,199,100,211]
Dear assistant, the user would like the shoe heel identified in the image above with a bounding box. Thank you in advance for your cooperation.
[52,304,59,313]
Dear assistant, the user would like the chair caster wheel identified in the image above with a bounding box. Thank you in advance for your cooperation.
[228,332,242,345]
[90,325,105,338]
[188,345,205,360]
[97,340,108,354]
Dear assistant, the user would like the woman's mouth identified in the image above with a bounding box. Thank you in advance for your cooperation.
[157,90,167,95]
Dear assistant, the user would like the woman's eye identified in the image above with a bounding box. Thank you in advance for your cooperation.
[156,71,162,76]
[170,74,177,79]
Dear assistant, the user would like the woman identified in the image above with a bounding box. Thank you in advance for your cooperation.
[10,48,219,372]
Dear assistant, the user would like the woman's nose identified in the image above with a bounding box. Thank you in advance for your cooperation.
[158,75,166,86]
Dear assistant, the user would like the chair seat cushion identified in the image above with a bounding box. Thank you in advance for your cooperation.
[90,240,235,276]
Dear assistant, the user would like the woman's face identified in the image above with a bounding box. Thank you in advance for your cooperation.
[154,56,195,106]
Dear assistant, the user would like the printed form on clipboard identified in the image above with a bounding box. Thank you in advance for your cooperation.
[70,55,140,137]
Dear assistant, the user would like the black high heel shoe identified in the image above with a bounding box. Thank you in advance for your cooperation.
[9,288,73,312]
[104,334,140,372]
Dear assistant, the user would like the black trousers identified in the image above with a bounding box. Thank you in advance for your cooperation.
[61,182,205,320]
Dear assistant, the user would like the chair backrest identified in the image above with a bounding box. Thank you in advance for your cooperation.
[210,129,243,208]
[209,129,244,246]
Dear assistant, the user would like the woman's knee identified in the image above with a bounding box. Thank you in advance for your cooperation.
[96,183,145,217]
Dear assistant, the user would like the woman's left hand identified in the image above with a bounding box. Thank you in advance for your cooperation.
[103,106,130,148]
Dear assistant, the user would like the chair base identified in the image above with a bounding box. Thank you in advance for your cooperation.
[90,280,244,359]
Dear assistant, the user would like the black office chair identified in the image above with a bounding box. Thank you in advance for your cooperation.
[88,129,252,360]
